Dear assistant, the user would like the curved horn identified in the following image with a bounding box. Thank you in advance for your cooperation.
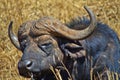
[32,6,96,40]
[54,6,96,40]
[8,21,21,50]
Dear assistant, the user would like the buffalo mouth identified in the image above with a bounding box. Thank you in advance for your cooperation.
[19,68,41,78]
[18,65,55,80]
[30,72,41,80]
[19,70,47,80]
[29,69,56,80]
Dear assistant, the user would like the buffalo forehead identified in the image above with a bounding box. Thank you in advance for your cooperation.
[18,21,35,36]
[36,17,59,26]
[35,35,52,42]
[34,35,58,47]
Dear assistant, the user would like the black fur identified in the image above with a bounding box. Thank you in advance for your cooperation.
[58,17,120,80]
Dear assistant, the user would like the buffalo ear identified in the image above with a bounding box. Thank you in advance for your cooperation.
[61,43,86,59]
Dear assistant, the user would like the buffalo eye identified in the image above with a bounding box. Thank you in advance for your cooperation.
[19,35,29,49]
[20,39,28,50]
[38,42,53,56]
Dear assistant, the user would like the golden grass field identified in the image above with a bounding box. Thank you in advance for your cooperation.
[0,0,120,80]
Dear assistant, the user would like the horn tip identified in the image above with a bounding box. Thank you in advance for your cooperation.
[84,6,89,10]
[8,21,14,31]
[10,21,13,25]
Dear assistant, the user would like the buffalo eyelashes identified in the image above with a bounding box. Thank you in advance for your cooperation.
[38,42,52,55]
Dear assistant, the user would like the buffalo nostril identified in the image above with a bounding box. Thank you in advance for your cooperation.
[25,60,33,69]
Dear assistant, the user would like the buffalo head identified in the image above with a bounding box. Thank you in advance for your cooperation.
[8,6,96,79]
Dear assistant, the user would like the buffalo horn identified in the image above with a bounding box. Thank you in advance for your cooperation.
[54,6,97,40]
[8,21,21,50]
[32,6,96,40]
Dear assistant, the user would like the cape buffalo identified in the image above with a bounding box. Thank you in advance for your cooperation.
[8,6,120,80]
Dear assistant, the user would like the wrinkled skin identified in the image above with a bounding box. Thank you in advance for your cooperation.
[8,7,120,80]
[18,21,64,78]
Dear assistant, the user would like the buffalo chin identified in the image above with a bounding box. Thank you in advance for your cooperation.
[19,68,54,79]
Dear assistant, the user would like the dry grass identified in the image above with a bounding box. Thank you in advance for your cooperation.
[0,0,120,80]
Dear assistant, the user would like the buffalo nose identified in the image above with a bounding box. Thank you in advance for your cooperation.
[18,60,35,77]
[24,60,33,69]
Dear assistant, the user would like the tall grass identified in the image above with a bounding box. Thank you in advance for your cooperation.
[0,0,120,80]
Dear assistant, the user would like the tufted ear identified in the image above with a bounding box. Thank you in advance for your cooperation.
[61,42,86,59]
